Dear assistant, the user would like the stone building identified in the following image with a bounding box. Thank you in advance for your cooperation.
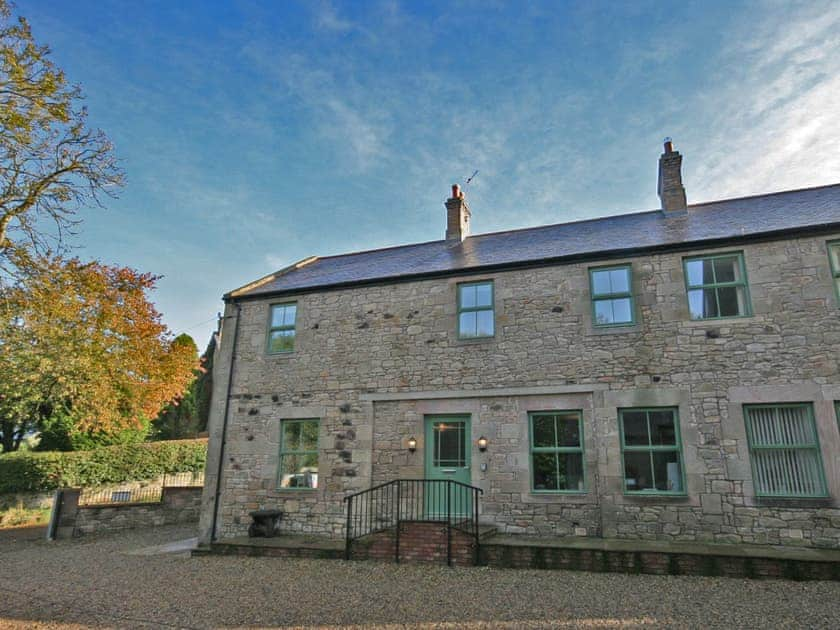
[198,141,840,551]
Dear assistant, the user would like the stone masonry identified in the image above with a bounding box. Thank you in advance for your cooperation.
[199,233,840,549]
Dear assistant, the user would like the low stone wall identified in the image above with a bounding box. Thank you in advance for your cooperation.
[350,521,477,566]
[52,487,201,539]
[479,541,840,581]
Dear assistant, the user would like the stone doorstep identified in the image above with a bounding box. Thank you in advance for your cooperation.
[481,534,840,564]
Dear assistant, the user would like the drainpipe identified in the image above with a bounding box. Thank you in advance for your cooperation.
[210,301,241,542]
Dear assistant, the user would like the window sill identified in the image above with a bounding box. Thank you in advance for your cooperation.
[531,490,588,496]
[266,351,296,359]
[454,336,496,345]
[622,492,689,501]
[753,496,833,508]
[586,324,641,337]
[271,488,319,495]
[680,315,756,327]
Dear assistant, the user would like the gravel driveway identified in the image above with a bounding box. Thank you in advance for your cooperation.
[1,524,838,629]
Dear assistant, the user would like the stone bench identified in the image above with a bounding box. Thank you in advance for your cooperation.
[248,509,284,538]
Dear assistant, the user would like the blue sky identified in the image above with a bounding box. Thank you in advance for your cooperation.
[20,0,840,348]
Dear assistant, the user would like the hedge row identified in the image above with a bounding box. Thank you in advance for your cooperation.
[0,439,207,494]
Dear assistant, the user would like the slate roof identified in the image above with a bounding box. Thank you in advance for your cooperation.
[230,183,840,300]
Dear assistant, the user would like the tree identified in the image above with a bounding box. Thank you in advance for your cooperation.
[153,333,216,440]
[0,251,197,452]
[0,0,123,268]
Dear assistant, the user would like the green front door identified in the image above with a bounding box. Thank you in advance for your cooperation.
[424,416,471,518]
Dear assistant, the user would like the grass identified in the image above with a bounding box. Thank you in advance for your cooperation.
[0,502,51,529]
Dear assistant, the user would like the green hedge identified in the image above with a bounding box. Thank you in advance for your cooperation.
[0,439,207,493]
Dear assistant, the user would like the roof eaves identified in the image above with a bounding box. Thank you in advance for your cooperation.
[226,255,319,299]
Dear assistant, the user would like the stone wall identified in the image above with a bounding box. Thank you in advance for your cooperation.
[199,232,840,549]
[53,487,201,538]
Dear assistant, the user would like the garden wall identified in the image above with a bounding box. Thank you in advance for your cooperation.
[51,486,201,538]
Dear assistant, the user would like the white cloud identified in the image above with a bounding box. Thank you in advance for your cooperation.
[689,1,840,200]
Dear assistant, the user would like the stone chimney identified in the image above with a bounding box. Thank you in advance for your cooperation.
[445,184,471,241]
[658,138,687,213]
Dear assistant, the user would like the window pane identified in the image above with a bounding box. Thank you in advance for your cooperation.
[611,297,632,323]
[279,455,318,489]
[269,329,295,352]
[556,414,581,447]
[609,268,630,293]
[532,453,558,490]
[300,420,319,451]
[649,410,676,446]
[685,259,714,287]
[459,311,476,337]
[717,286,745,317]
[652,451,682,492]
[557,452,584,491]
[594,299,613,325]
[460,285,477,308]
[622,411,649,446]
[624,451,653,491]
[476,309,494,337]
[713,256,738,283]
[688,288,718,319]
[532,415,556,448]
[283,421,302,451]
[591,270,611,296]
[271,305,286,327]
[282,304,297,326]
[475,282,493,307]
[435,422,465,466]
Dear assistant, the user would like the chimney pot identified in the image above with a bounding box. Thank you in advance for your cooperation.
[451,183,461,199]
[663,137,673,153]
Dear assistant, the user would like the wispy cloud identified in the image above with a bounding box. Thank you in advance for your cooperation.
[689,0,840,200]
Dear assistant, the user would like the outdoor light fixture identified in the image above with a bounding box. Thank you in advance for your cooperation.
[407,436,417,452]
[477,436,488,452]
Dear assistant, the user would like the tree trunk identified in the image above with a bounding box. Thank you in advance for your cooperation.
[0,420,21,453]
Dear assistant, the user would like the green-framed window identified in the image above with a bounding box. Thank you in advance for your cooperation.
[457,280,494,338]
[827,241,840,302]
[278,419,319,489]
[529,411,585,492]
[744,404,827,498]
[590,265,634,326]
[683,252,751,320]
[619,408,685,495]
[267,303,297,353]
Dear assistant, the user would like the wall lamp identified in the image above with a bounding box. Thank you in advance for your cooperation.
[407,436,417,453]
[477,436,488,452]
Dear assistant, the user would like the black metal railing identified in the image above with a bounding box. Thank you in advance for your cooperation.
[343,479,483,566]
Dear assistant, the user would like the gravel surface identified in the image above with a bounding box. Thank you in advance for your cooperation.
[1,524,839,629]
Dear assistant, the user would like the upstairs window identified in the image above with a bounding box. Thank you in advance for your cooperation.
[744,404,827,498]
[828,241,840,301]
[619,408,685,495]
[457,281,494,338]
[590,265,634,326]
[684,252,751,320]
[267,303,297,353]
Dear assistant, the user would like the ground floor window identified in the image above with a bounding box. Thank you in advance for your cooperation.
[744,404,827,498]
[619,407,685,494]
[529,411,585,492]
[278,419,319,489]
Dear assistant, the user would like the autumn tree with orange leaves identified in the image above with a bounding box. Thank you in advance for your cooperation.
[0,251,197,452]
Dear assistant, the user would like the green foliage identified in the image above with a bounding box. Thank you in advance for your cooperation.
[152,333,215,440]
[0,438,207,493]
[37,411,152,452]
